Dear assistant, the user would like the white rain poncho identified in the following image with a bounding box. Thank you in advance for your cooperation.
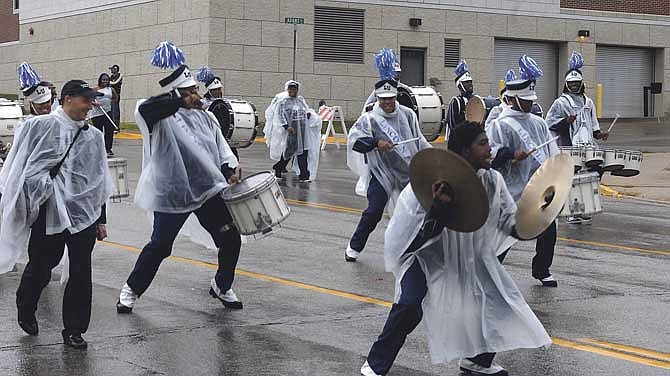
[385,170,551,364]
[264,81,321,180]
[347,103,431,207]
[487,107,559,201]
[0,107,113,273]
[545,93,600,146]
[484,102,509,132]
[134,101,238,213]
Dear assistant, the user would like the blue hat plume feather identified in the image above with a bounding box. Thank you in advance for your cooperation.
[151,41,186,69]
[568,51,584,71]
[519,55,543,80]
[504,69,516,83]
[195,65,215,83]
[455,60,469,77]
[375,48,399,80]
[17,62,41,90]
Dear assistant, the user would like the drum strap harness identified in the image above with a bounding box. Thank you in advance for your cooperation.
[49,125,87,178]
[505,117,548,166]
[367,112,411,160]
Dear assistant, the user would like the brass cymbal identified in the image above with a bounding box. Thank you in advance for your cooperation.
[409,148,489,233]
[465,96,486,123]
[515,154,574,240]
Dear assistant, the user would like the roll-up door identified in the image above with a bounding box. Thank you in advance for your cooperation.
[494,39,559,111]
[596,46,653,118]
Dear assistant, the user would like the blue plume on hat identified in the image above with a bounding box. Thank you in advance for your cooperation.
[375,48,399,80]
[17,62,41,90]
[519,55,543,80]
[568,51,584,71]
[504,69,516,83]
[455,60,469,77]
[195,65,215,83]
[150,41,186,69]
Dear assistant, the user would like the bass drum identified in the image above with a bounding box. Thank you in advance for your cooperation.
[207,98,259,148]
[396,85,445,142]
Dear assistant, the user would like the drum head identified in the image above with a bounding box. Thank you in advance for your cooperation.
[208,99,233,137]
[222,171,274,201]
[396,86,418,112]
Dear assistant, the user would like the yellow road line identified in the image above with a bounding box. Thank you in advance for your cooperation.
[99,239,669,369]
[553,338,670,369]
[116,132,143,140]
[286,199,363,214]
[577,338,670,362]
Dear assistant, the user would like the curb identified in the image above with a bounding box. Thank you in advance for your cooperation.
[600,184,623,198]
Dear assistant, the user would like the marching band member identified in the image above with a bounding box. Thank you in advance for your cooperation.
[360,123,551,376]
[446,60,478,131]
[0,79,112,349]
[488,56,560,287]
[546,51,608,148]
[17,62,53,117]
[345,79,431,262]
[485,69,517,131]
[116,42,243,314]
[196,66,239,159]
[265,80,320,182]
[363,49,406,112]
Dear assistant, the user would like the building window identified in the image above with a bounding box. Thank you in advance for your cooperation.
[13,0,19,13]
[314,6,365,64]
[444,39,461,67]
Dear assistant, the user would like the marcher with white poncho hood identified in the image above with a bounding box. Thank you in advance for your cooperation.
[116,42,244,314]
[487,56,561,287]
[345,72,431,262]
[360,123,551,376]
[0,77,113,349]
[264,80,320,182]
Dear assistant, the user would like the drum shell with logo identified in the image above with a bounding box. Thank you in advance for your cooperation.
[108,157,129,199]
[559,146,584,172]
[583,146,604,168]
[222,171,290,235]
[603,149,626,171]
[559,172,602,217]
[397,86,445,142]
[611,150,642,177]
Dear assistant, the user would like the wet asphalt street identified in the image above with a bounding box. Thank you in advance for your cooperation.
[0,136,668,376]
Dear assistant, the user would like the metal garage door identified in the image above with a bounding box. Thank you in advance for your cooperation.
[596,46,653,118]
[494,39,559,111]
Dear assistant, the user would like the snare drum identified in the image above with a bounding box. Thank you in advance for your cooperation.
[603,149,626,172]
[583,146,604,168]
[559,146,584,172]
[108,157,129,200]
[222,171,290,236]
[611,150,642,177]
[397,85,445,142]
[208,98,259,148]
[559,172,602,218]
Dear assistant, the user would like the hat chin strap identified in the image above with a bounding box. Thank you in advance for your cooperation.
[514,96,529,113]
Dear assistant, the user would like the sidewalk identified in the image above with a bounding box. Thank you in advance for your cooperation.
[602,152,670,202]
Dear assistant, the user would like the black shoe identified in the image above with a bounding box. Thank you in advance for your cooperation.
[116,300,133,314]
[62,330,87,349]
[209,287,243,310]
[18,311,38,336]
[107,150,114,157]
[274,170,283,180]
[536,275,558,287]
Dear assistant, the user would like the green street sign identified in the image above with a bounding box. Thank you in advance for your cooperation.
[285,17,304,24]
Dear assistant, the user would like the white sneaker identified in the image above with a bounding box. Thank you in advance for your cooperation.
[540,275,558,287]
[345,245,360,262]
[360,361,382,376]
[209,279,243,309]
[459,358,508,375]
[117,283,137,313]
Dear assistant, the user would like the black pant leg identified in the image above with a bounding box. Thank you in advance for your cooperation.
[349,176,389,252]
[104,111,115,152]
[272,157,290,172]
[532,220,557,279]
[62,225,97,334]
[91,115,105,135]
[16,207,66,315]
[297,151,309,179]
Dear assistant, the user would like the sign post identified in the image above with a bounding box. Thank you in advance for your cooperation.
[284,17,304,80]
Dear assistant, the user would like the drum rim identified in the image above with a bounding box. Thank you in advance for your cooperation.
[222,171,277,202]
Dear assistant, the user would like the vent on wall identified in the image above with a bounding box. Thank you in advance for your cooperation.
[444,38,461,67]
[314,6,365,64]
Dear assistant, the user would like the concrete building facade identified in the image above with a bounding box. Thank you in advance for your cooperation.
[0,0,669,122]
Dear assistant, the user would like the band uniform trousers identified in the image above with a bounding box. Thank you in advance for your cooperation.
[349,175,388,252]
[126,195,241,296]
[91,111,115,153]
[16,206,98,335]
[272,151,309,179]
[532,220,556,279]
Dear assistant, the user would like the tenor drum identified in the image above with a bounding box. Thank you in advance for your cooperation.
[603,149,626,172]
[559,146,584,172]
[559,172,602,218]
[611,150,642,177]
[397,85,445,142]
[583,146,604,168]
[108,157,129,200]
[208,98,258,149]
[222,171,290,236]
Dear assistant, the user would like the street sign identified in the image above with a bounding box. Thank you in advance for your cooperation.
[285,17,304,24]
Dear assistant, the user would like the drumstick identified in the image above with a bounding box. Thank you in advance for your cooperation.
[93,103,120,131]
[394,137,420,146]
[607,114,620,133]
[528,136,560,156]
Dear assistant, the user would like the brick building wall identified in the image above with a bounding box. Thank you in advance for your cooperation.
[561,0,670,16]
[0,0,19,43]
